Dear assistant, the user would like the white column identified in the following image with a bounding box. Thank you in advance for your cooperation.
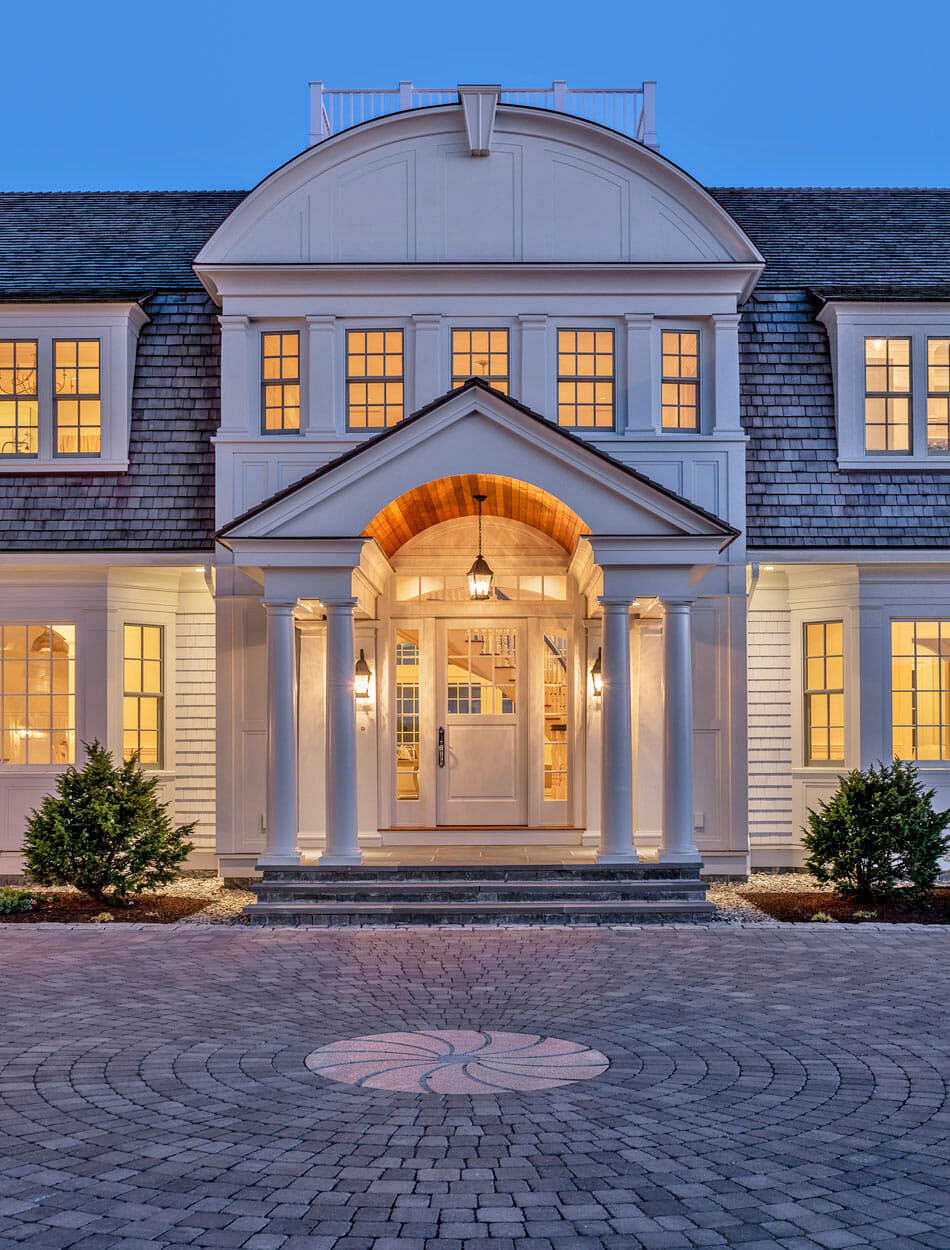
[660,599,700,862]
[712,313,742,434]
[597,597,637,863]
[320,597,362,865]
[260,600,300,866]
[306,315,337,435]
[217,314,251,435]
[412,314,442,407]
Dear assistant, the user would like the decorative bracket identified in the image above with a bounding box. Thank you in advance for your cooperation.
[458,84,501,157]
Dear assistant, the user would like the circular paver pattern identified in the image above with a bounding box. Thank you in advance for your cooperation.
[305,1027,609,1092]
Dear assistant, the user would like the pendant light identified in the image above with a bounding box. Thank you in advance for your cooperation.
[467,493,494,600]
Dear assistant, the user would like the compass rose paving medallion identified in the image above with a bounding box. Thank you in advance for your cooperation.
[304,1028,609,1093]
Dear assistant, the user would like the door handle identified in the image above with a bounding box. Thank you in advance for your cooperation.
[438,726,445,768]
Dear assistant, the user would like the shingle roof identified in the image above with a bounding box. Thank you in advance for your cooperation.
[710,187,950,295]
[0,191,244,301]
[1,187,950,301]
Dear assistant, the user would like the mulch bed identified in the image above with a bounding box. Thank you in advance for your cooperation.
[0,893,211,923]
[742,888,950,924]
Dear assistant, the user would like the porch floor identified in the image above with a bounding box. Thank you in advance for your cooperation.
[301,844,650,866]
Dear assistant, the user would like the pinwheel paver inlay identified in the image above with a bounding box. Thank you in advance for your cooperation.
[304,1029,609,1093]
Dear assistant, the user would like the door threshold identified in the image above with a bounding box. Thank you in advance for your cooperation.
[379,827,584,847]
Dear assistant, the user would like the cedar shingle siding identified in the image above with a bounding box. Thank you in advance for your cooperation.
[1,187,949,553]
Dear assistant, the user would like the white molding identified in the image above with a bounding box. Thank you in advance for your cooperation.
[751,549,950,564]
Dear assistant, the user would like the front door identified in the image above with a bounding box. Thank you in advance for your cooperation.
[436,622,527,825]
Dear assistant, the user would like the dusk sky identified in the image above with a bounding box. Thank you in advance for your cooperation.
[5,0,948,192]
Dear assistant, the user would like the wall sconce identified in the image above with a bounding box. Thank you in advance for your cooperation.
[354,648,372,700]
[590,647,603,697]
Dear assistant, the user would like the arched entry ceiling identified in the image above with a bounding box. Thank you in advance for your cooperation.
[364,475,591,558]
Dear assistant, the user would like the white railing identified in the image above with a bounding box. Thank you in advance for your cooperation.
[309,80,658,150]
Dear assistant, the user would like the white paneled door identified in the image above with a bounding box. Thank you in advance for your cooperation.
[436,623,527,825]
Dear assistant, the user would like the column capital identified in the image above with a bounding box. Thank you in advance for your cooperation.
[306,313,336,329]
[261,598,298,613]
[218,313,250,330]
[411,312,442,327]
[623,312,653,328]
[322,596,359,612]
[518,312,548,328]
[598,596,633,612]
[661,596,695,610]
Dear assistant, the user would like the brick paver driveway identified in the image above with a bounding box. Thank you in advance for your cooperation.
[1,927,949,1250]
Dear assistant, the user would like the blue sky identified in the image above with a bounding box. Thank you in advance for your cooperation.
[5,0,948,191]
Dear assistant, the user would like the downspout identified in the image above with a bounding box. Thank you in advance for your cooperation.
[746,561,760,605]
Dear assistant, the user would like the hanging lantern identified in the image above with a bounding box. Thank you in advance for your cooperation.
[467,492,494,601]
[354,648,372,700]
[590,646,603,697]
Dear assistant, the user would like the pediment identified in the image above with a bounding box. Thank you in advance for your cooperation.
[218,381,736,551]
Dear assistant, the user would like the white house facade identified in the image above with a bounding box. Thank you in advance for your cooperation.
[2,83,949,895]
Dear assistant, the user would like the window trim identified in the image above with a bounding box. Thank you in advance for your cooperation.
[450,326,510,394]
[345,327,405,430]
[0,338,39,458]
[555,326,616,430]
[122,622,165,770]
[53,337,102,459]
[260,330,301,435]
[803,620,845,767]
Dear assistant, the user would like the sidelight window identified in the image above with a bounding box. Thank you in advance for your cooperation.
[395,630,420,800]
[543,632,569,800]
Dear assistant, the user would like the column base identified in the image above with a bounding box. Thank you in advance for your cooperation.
[658,852,702,865]
[596,853,640,865]
[318,853,363,866]
[256,854,301,868]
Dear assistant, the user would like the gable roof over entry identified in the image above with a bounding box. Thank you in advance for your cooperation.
[217,378,737,554]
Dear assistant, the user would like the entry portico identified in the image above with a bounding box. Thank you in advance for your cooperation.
[217,380,735,870]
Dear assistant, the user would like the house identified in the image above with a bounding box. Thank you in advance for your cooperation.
[1,82,949,890]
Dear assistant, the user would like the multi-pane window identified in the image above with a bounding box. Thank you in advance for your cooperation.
[892,620,950,762]
[451,329,509,393]
[261,333,300,432]
[556,330,614,428]
[927,338,950,454]
[395,630,420,801]
[864,337,911,454]
[661,331,700,430]
[543,632,569,800]
[0,341,38,456]
[0,624,75,766]
[346,330,404,429]
[446,629,517,715]
[123,624,163,767]
[803,622,844,765]
[54,339,101,455]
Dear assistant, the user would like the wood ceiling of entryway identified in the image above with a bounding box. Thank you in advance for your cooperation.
[365,475,591,558]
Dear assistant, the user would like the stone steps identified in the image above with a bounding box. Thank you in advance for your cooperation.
[245,863,713,925]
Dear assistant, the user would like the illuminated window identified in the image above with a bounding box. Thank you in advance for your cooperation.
[55,339,100,455]
[892,620,950,761]
[0,340,38,456]
[864,337,910,454]
[123,624,163,767]
[451,329,509,393]
[395,630,420,801]
[347,330,403,429]
[927,338,950,454]
[661,330,699,430]
[803,622,844,765]
[446,629,517,715]
[261,333,300,432]
[0,624,75,765]
[556,330,614,428]
[543,632,569,800]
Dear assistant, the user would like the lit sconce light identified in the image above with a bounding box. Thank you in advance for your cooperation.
[354,648,372,700]
[590,647,603,697]
[467,492,495,601]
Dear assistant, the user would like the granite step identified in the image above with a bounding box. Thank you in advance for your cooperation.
[243,898,716,926]
[251,878,708,905]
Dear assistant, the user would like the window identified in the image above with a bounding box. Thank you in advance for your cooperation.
[543,632,568,800]
[446,629,517,715]
[261,333,300,432]
[556,330,614,428]
[864,337,911,454]
[451,329,509,393]
[54,339,101,455]
[0,340,38,456]
[346,330,403,429]
[0,624,75,765]
[927,338,950,454]
[892,620,950,762]
[803,622,844,765]
[395,630,420,800]
[123,624,163,767]
[661,331,699,430]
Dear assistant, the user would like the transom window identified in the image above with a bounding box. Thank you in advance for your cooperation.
[927,338,950,454]
[451,329,509,393]
[0,624,75,766]
[892,620,950,761]
[123,624,163,767]
[864,337,911,454]
[54,339,101,455]
[261,333,300,432]
[661,330,699,430]
[803,622,844,765]
[0,340,38,456]
[346,330,404,429]
[556,330,614,428]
